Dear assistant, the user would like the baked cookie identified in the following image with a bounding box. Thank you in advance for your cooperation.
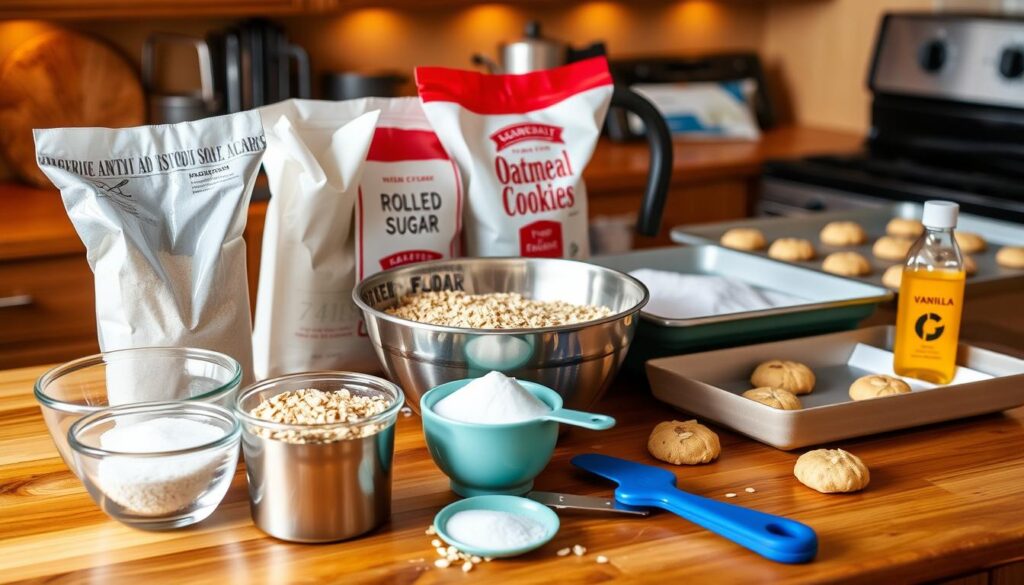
[647,420,720,465]
[849,374,912,401]
[822,251,872,276]
[720,228,767,251]
[750,360,816,395]
[742,387,802,410]
[995,246,1024,268]
[872,236,914,260]
[955,231,987,254]
[768,238,816,262]
[882,264,904,289]
[819,221,867,246]
[794,448,870,493]
[886,218,924,238]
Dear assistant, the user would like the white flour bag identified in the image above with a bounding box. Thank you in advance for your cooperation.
[416,57,613,258]
[355,97,463,281]
[34,112,265,396]
[254,99,380,379]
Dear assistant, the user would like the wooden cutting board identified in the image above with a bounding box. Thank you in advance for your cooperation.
[0,30,145,188]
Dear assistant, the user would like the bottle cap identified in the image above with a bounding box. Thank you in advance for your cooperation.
[922,200,959,229]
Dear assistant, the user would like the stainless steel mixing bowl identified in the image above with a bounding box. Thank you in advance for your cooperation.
[352,257,649,412]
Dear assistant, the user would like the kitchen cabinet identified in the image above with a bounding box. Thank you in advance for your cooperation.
[590,179,752,249]
[0,127,863,369]
[0,0,305,19]
[0,0,537,19]
[0,0,817,20]
[0,255,98,369]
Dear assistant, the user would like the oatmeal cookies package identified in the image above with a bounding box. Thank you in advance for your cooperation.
[355,97,463,281]
[253,99,380,379]
[416,57,614,259]
[34,112,266,393]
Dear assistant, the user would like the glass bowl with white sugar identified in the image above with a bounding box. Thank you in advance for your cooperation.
[35,347,242,477]
[67,401,240,530]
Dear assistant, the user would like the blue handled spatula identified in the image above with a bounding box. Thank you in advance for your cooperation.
[572,454,818,564]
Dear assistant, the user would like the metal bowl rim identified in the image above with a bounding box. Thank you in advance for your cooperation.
[352,256,651,336]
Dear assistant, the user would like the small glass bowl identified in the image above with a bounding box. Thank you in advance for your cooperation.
[34,347,241,474]
[68,401,240,530]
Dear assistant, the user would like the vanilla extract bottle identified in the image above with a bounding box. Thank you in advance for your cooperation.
[893,201,966,384]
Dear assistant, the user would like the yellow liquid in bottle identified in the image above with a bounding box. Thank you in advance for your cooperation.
[893,268,966,384]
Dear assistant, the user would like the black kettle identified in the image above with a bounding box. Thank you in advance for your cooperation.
[474,26,672,237]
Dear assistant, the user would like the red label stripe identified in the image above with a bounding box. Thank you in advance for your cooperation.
[379,250,443,270]
[366,128,450,162]
[415,57,613,115]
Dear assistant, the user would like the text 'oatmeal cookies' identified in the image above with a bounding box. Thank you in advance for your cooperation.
[386,291,612,329]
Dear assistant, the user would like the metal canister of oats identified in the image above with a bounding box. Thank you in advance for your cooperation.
[234,372,405,542]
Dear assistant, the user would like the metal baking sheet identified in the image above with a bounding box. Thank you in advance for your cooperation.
[670,202,1024,294]
[646,325,1024,450]
[593,246,891,326]
[590,246,891,364]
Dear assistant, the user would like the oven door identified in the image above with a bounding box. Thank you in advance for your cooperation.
[757,177,890,217]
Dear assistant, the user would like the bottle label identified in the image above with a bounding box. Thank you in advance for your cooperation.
[895,270,965,378]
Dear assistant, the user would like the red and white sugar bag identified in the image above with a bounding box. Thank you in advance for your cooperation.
[356,97,462,280]
[416,57,613,259]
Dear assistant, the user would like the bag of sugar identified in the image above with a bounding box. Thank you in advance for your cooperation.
[416,57,614,259]
[34,112,266,399]
[355,97,463,281]
[253,99,380,379]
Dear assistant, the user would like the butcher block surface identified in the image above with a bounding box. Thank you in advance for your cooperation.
[2,364,1024,584]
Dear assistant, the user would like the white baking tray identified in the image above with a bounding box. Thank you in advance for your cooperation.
[645,326,1024,450]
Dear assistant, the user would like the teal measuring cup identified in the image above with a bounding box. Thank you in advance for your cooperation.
[421,378,615,497]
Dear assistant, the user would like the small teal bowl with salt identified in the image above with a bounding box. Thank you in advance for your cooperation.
[434,495,560,558]
[421,378,615,497]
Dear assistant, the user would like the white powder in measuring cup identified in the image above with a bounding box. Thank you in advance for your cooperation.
[445,510,547,550]
[433,371,550,424]
[97,417,226,516]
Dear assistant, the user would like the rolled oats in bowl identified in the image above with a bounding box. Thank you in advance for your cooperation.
[248,387,392,444]
[352,257,650,413]
[386,291,613,329]
[235,372,405,542]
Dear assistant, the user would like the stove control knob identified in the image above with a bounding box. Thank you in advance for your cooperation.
[918,39,947,73]
[999,46,1024,79]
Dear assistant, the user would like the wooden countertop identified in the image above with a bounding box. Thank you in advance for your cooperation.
[0,126,861,261]
[3,366,1024,584]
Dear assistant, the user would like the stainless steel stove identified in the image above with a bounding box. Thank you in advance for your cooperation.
[761,12,1024,222]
